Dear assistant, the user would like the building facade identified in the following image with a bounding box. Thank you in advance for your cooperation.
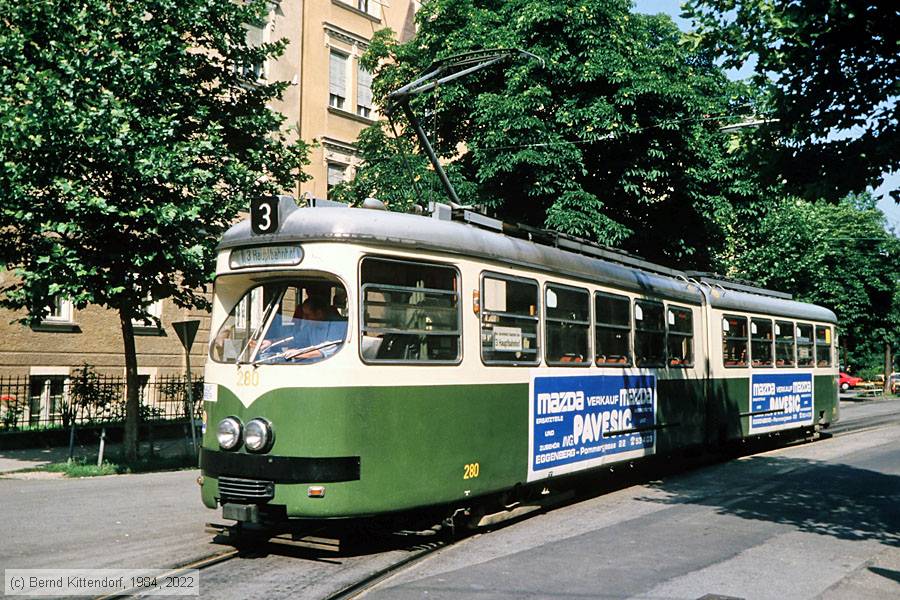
[258,0,418,199]
[0,0,418,414]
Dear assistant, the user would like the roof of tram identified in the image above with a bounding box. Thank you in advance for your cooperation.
[218,199,837,324]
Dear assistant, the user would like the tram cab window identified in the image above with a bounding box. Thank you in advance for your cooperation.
[667,306,693,367]
[722,315,748,368]
[751,319,774,368]
[815,325,832,367]
[634,300,665,367]
[796,323,814,367]
[775,321,795,367]
[360,257,460,363]
[481,274,540,365]
[595,293,631,366]
[544,284,590,366]
[211,278,348,365]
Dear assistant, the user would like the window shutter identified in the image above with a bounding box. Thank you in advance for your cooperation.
[329,52,346,97]
[327,163,346,187]
[357,67,373,109]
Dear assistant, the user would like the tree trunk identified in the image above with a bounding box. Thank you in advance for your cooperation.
[120,310,140,462]
[885,342,893,396]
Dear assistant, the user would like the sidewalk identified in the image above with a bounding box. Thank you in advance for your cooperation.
[0,436,198,473]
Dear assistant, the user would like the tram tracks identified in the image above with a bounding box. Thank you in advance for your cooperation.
[111,403,899,600]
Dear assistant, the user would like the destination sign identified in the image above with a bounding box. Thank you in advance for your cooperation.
[229,245,304,269]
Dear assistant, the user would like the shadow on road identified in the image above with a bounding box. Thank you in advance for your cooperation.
[869,567,900,583]
[637,455,900,546]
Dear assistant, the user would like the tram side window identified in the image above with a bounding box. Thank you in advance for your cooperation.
[360,257,460,363]
[751,318,774,368]
[815,325,832,367]
[722,315,748,367]
[634,300,665,367]
[545,284,590,366]
[796,323,815,367]
[775,321,795,367]
[595,293,631,366]
[481,275,540,365]
[667,306,693,367]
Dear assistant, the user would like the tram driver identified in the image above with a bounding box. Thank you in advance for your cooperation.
[258,286,348,363]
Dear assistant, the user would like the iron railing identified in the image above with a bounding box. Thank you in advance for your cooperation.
[0,374,203,432]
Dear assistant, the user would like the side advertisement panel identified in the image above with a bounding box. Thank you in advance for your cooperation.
[748,372,814,434]
[527,371,656,483]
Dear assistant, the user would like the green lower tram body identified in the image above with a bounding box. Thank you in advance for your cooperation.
[200,376,838,519]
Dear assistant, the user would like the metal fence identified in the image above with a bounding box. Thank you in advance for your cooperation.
[0,374,203,432]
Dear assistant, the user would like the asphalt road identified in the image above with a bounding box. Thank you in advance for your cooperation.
[1,398,898,599]
[365,413,900,599]
[0,470,214,573]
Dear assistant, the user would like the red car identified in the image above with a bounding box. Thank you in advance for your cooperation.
[839,372,862,391]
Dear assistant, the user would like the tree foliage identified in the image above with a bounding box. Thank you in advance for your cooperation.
[337,0,767,269]
[0,0,310,458]
[730,192,900,369]
[683,0,900,203]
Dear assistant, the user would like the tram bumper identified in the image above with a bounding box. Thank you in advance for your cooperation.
[200,449,362,517]
[222,503,260,524]
[200,448,361,483]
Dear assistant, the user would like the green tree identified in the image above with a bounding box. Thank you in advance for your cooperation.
[0,0,310,460]
[729,192,900,370]
[337,0,767,268]
[683,0,899,203]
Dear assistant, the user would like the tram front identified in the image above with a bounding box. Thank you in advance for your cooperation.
[199,199,367,524]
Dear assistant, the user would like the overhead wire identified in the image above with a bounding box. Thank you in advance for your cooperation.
[477,107,777,153]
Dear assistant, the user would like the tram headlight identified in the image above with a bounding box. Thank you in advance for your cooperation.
[217,417,242,450]
[244,418,273,453]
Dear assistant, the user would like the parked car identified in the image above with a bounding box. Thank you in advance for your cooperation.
[839,372,863,391]
[890,373,900,395]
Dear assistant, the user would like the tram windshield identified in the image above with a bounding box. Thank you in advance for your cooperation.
[211,277,348,365]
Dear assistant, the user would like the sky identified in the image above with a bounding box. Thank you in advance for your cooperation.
[633,0,900,231]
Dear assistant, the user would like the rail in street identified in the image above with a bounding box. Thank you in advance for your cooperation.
[1,397,899,599]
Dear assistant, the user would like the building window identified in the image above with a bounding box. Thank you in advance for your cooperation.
[750,318,773,368]
[775,321,795,367]
[132,299,163,329]
[480,274,540,365]
[357,66,373,118]
[544,284,590,366]
[329,51,348,109]
[594,292,631,366]
[667,306,693,367]
[722,314,748,367]
[45,296,73,323]
[28,376,67,427]
[357,0,381,19]
[242,16,270,82]
[327,162,347,198]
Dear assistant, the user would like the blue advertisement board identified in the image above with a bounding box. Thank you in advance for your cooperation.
[748,372,814,434]
[528,372,656,482]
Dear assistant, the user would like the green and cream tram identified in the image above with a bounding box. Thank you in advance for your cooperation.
[200,197,838,524]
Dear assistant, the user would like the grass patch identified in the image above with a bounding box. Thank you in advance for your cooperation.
[43,458,119,477]
[30,453,197,478]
